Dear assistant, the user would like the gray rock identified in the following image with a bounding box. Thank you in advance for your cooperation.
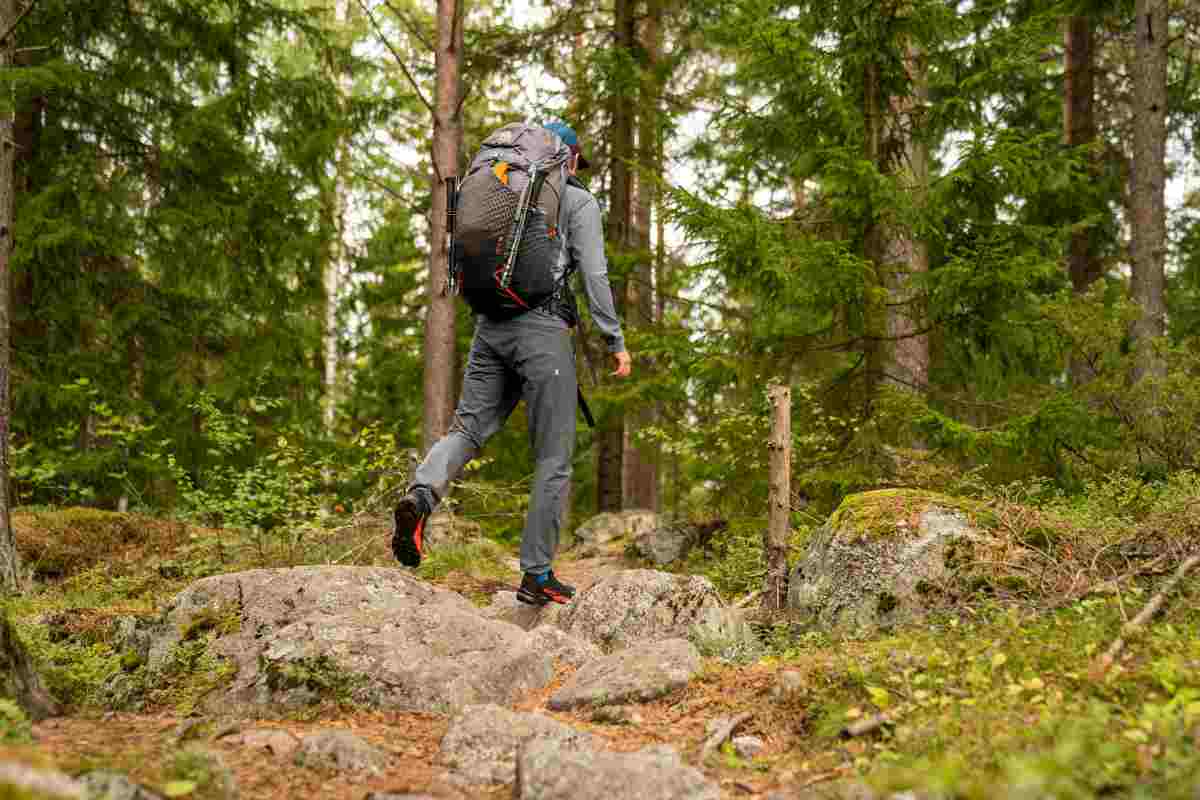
[0,762,83,799]
[439,704,592,785]
[787,490,994,630]
[548,638,700,710]
[515,740,718,800]
[572,511,661,551]
[146,567,555,714]
[229,727,301,759]
[526,625,601,668]
[480,591,569,632]
[688,606,762,663]
[732,735,764,758]
[295,730,388,775]
[631,522,692,566]
[554,570,721,650]
[111,616,154,666]
[78,771,163,800]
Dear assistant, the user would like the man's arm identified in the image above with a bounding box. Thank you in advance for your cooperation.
[568,192,627,356]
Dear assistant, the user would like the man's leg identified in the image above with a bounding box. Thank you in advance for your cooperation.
[393,330,519,566]
[511,315,577,602]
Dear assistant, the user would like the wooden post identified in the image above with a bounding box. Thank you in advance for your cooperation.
[764,383,791,610]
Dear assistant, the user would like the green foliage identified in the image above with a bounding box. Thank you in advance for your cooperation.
[415,540,510,583]
[162,748,237,800]
[0,700,32,745]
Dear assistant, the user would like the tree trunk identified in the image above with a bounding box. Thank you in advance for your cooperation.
[0,0,23,593]
[1129,0,1168,382]
[1064,15,1100,294]
[0,615,57,719]
[763,384,791,611]
[596,0,636,512]
[622,0,661,512]
[422,0,463,452]
[882,44,930,394]
[322,0,354,437]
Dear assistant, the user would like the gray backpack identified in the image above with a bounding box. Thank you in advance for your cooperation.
[450,123,570,320]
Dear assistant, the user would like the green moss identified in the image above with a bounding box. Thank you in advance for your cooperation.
[181,604,241,641]
[263,654,364,706]
[828,489,994,542]
[151,636,236,716]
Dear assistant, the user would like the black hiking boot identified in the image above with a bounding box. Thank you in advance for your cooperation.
[516,571,576,605]
[391,493,428,568]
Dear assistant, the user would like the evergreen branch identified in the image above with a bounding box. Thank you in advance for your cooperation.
[356,0,435,117]
[0,0,36,46]
[380,0,432,52]
[351,167,405,200]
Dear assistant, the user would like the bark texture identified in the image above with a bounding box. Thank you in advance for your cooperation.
[0,0,23,593]
[422,0,463,451]
[623,0,661,512]
[1129,0,1168,381]
[596,0,636,512]
[763,384,791,610]
[862,38,929,397]
[1064,15,1100,294]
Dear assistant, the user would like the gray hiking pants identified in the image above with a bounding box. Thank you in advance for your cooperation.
[410,311,577,575]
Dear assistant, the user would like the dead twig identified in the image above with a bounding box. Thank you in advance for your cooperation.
[700,712,752,762]
[840,711,897,739]
[1049,553,1170,610]
[1091,554,1200,679]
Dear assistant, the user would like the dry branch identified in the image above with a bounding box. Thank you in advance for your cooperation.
[700,712,752,762]
[1091,553,1200,679]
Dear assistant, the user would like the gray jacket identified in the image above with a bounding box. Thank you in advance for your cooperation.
[550,179,626,354]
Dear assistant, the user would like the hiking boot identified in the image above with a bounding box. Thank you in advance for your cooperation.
[516,571,576,605]
[391,494,428,568]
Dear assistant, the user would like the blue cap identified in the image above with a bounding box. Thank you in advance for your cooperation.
[543,121,591,169]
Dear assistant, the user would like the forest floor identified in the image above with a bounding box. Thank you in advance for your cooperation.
[4,507,1200,799]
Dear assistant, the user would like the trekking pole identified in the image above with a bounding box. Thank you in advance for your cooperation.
[499,165,546,290]
[443,176,460,296]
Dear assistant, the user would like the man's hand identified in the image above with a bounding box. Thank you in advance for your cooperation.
[611,351,632,378]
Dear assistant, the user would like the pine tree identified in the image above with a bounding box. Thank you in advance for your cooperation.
[1130,0,1168,381]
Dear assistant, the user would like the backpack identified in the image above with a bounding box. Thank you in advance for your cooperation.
[449,123,570,320]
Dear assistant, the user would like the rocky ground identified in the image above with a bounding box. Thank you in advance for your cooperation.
[4,497,1199,800]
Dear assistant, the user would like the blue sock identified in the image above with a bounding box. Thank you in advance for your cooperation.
[534,572,550,584]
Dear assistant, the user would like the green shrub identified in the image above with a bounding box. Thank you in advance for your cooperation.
[0,700,32,744]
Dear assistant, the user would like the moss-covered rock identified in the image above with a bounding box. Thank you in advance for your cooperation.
[786,489,997,630]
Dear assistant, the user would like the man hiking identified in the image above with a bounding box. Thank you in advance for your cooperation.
[392,121,631,606]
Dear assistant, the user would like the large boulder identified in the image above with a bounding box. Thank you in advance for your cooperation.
[146,566,555,714]
[439,704,593,785]
[515,741,719,800]
[570,510,660,552]
[787,490,997,630]
[631,519,727,566]
[547,638,700,710]
[555,570,722,650]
